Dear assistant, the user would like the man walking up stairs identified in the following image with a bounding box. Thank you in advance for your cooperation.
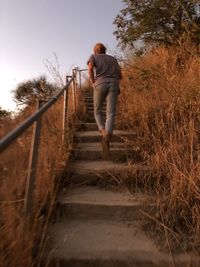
[87,43,122,158]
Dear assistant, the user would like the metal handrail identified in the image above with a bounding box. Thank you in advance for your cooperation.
[0,66,87,219]
[0,69,81,220]
[0,75,74,153]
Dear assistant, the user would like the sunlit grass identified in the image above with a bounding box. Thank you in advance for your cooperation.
[118,45,200,251]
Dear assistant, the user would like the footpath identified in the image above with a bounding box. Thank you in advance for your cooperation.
[47,90,199,267]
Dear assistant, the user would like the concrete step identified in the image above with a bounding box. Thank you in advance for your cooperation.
[83,94,93,97]
[47,220,197,267]
[86,103,106,107]
[83,113,96,122]
[74,130,136,143]
[48,220,162,266]
[85,115,105,121]
[84,97,93,101]
[76,122,98,131]
[73,142,129,161]
[85,110,95,115]
[84,117,96,123]
[85,104,94,109]
[87,105,107,110]
[85,106,107,112]
[57,186,155,221]
[84,100,93,105]
[67,160,151,185]
[86,107,106,111]
[83,92,93,95]
[76,123,124,132]
[84,97,92,99]
[86,110,106,116]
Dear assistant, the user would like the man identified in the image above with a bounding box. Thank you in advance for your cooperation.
[87,43,122,157]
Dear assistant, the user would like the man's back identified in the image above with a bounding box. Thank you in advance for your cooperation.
[88,54,121,86]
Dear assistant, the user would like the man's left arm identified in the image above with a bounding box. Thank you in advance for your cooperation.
[88,60,95,85]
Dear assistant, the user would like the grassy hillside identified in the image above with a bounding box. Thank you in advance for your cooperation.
[118,45,200,251]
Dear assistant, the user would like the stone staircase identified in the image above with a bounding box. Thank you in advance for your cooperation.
[47,90,200,267]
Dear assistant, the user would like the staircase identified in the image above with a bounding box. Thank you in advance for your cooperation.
[47,90,199,267]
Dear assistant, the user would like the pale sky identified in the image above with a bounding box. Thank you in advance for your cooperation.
[0,0,124,110]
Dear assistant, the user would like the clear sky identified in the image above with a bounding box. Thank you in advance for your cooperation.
[0,0,124,110]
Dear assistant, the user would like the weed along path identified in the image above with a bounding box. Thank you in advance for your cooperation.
[47,89,200,267]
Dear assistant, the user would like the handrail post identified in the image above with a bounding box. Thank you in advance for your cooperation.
[24,100,43,218]
[62,90,67,144]
[79,70,82,90]
[72,68,77,113]
[62,76,71,144]
[79,70,84,115]
[78,68,87,115]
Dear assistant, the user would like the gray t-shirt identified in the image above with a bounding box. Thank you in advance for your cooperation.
[87,54,121,86]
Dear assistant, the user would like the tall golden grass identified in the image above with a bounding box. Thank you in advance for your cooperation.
[0,86,78,266]
[118,46,200,250]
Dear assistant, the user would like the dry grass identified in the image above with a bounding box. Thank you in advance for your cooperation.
[0,85,79,266]
[118,45,200,251]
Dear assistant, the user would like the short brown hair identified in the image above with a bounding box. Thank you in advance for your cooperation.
[93,43,106,54]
